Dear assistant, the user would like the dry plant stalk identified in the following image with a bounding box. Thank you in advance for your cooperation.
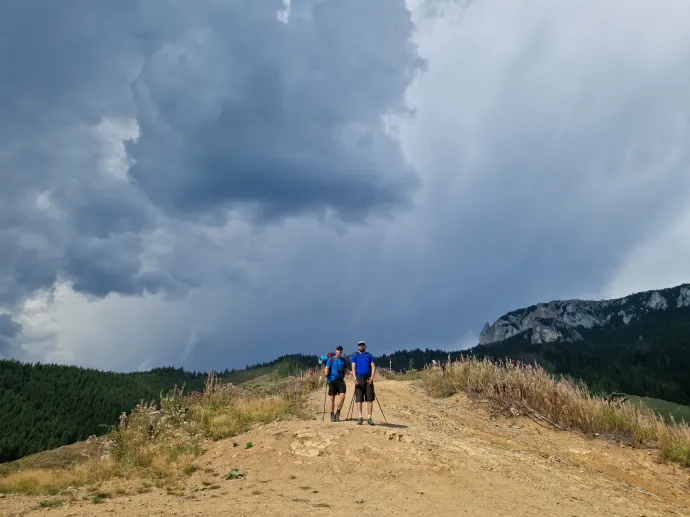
[420,356,690,466]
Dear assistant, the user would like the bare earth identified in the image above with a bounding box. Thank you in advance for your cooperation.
[3,378,690,516]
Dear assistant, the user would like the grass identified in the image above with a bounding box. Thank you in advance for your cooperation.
[0,368,322,496]
[420,356,690,467]
[628,395,690,425]
[39,498,64,508]
[379,369,424,381]
[0,459,118,496]
[0,439,105,477]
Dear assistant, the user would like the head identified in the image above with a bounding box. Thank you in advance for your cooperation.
[335,345,343,357]
[357,341,366,352]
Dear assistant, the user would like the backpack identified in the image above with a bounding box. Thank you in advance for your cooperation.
[351,351,374,377]
[326,356,346,379]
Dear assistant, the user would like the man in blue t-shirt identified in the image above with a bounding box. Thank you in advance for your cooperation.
[351,340,376,425]
[324,346,349,422]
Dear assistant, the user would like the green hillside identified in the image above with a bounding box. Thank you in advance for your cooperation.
[468,306,690,405]
[0,354,316,463]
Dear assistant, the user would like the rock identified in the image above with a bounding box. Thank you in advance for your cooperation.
[479,284,689,345]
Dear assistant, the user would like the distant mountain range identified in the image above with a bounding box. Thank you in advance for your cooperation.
[479,283,690,345]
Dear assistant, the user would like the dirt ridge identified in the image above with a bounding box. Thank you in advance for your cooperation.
[3,378,690,516]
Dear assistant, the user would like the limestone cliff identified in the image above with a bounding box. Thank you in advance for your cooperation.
[479,284,690,345]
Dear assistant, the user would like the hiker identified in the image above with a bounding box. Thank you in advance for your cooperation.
[351,340,376,425]
[324,346,349,422]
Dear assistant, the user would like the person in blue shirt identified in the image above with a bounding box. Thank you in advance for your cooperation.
[351,340,376,425]
[324,345,349,422]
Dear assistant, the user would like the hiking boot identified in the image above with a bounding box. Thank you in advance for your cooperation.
[357,416,363,425]
[330,413,335,422]
[334,411,340,422]
[367,417,374,426]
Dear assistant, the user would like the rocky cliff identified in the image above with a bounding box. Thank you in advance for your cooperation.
[479,283,690,345]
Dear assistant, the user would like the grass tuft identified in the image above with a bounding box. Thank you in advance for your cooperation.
[420,356,690,466]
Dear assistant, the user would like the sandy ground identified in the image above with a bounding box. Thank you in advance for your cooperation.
[3,378,690,516]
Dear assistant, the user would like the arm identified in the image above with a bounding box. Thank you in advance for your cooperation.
[351,362,357,382]
[369,361,376,383]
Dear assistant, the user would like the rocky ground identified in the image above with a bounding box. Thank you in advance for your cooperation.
[3,378,690,516]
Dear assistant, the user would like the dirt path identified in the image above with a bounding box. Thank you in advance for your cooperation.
[3,379,690,516]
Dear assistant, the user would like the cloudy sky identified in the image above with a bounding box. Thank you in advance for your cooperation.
[2,0,690,372]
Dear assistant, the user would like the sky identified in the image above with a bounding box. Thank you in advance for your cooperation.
[2,0,690,372]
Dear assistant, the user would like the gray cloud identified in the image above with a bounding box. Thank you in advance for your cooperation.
[2,0,690,372]
[126,0,423,222]
[0,313,22,358]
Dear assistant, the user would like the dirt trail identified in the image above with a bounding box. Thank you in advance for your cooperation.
[3,378,690,516]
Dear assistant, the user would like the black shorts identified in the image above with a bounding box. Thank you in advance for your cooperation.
[328,379,346,396]
[354,378,375,402]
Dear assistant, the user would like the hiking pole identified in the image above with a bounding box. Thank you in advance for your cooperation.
[346,390,355,420]
[322,383,328,422]
[375,394,388,424]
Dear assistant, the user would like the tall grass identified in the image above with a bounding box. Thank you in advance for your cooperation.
[109,368,322,469]
[420,356,690,466]
[0,368,322,495]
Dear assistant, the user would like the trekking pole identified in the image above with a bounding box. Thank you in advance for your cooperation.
[346,390,355,420]
[375,396,388,425]
[322,383,328,422]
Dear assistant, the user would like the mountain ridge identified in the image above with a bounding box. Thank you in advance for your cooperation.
[479,282,690,346]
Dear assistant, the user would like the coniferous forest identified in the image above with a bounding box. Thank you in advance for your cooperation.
[0,354,316,463]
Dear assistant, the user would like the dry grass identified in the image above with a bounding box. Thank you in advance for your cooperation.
[109,369,321,471]
[0,368,322,495]
[0,459,118,495]
[420,356,690,466]
[379,369,424,381]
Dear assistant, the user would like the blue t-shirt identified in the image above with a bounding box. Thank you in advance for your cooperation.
[351,351,374,378]
[326,356,347,383]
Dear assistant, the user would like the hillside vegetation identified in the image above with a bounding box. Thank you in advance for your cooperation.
[0,354,316,463]
[469,306,690,406]
[0,368,322,496]
[421,357,690,466]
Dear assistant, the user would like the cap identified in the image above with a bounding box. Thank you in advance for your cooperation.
[357,341,366,346]
[335,345,343,351]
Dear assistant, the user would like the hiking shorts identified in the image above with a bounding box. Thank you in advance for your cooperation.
[328,379,346,396]
[354,378,375,402]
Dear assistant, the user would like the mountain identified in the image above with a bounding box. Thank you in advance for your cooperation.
[469,283,690,406]
[479,283,690,345]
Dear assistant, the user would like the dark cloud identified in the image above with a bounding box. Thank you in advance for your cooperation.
[0,314,22,340]
[126,0,423,222]
[0,313,22,357]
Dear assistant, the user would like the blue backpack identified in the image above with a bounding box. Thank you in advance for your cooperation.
[351,351,374,377]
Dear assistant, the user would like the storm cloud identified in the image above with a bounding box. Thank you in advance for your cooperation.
[2,0,690,371]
